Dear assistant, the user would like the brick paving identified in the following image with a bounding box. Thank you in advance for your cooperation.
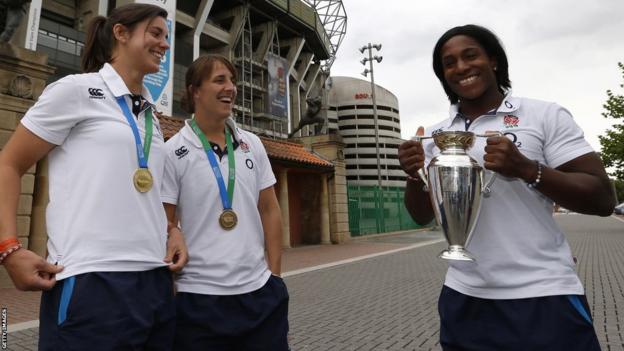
[2,328,37,351]
[561,214,624,350]
[0,290,40,325]
[0,229,433,328]
[285,214,624,351]
[3,215,624,350]
[286,236,447,350]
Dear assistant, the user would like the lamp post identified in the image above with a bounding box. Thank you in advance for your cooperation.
[359,43,383,189]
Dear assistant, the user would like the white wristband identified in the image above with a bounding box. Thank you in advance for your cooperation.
[527,161,543,188]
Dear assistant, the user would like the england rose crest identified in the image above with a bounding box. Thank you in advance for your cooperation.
[240,141,250,153]
[504,115,519,128]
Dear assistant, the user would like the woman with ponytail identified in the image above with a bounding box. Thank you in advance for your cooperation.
[0,3,187,350]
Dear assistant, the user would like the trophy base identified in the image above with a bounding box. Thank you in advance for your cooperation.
[438,246,475,261]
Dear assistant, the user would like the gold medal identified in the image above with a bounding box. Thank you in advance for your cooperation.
[219,209,238,230]
[133,168,153,193]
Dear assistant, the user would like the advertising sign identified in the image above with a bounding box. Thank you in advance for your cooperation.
[267,53,288,119]
[136,0,176,115]
[24,0,42,50]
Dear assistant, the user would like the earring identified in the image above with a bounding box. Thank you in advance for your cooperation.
[493,66,498,71]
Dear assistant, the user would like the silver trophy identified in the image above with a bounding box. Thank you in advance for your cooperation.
[414,131,499,261]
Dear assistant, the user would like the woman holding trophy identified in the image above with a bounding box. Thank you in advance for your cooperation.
[399,24,615,350]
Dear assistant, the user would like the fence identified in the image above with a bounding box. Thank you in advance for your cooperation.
[347,185,426,236]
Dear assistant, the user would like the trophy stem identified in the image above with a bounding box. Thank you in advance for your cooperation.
[438,245,475,261]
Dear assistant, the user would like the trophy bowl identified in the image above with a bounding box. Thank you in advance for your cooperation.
[414,130,498,261]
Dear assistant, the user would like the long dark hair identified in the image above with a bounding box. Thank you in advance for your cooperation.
[181,55,238,114]
[432,24,511,104]
[81,3,167,73]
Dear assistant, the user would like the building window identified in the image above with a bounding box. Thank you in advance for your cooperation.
[37,17,85,83]
[337,105,357,111]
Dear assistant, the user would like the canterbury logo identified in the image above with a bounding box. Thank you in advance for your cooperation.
[175,146,189,159]
[88,88,105,99]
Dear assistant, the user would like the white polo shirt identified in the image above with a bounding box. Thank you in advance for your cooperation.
[423,95,594,299]
[161,118,276,295]
[21,63,168,280]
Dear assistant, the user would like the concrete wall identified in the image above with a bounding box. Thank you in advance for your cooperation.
[0,44,54,288]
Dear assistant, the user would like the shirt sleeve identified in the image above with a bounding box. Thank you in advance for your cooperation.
[249,134,276,191]
[542,103,595,169]
[20,75,83,145]
[160,142,179,205]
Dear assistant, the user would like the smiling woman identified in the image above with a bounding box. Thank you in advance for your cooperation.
[161,55,290,350]
[398,24,615,351]
[180,55,237,120]
[432,24,510,112]
[0,3,187,351]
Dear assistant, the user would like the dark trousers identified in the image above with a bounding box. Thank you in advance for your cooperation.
[174,274,290,351]
[39,267,175,351]
[439,285,602,351]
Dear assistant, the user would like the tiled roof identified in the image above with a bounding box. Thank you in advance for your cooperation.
[157,115,333,169]
[260,137,334,169]
[157,114,184,140]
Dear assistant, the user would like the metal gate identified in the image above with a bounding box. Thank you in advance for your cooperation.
[347,185,426,236]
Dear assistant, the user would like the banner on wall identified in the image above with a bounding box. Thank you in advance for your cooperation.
[135,0,176,115]
[24,0,42,50]
[267,53,288,119]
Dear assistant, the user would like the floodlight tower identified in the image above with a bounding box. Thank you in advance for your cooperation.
[359,43,383,188]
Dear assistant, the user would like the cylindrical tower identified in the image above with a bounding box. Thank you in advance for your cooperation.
[327,76,405,188]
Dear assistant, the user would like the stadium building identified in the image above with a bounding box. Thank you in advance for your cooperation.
[328,76,405,188]
[325,76,417,235]
[0,0,425,287]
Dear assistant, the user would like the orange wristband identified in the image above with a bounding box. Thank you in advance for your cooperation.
[0,237,20,252]
[0,238,22,265]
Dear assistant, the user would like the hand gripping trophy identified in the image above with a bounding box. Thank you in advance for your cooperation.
[413,130,500,261]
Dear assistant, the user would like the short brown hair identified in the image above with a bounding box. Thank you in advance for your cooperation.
[181,55,238,114]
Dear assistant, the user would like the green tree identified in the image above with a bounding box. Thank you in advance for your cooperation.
[599,62,624,180]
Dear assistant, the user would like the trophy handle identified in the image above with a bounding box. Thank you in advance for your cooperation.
[417,168,429,192]
[476,131,504,197]
[482,171,497,196]
[411,135,430,192]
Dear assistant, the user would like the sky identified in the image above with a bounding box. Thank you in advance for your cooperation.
[329,0,624,151]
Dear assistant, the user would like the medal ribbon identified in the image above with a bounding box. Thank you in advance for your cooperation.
[115,96,153,169]
[190,119,235,210]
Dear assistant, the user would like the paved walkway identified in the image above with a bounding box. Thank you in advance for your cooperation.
[286,214,624,350]
[2,215,624,350]
[0,229,437,326]
[1,228,438,350]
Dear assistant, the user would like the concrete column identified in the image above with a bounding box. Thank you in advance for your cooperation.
[278,169,291,248]
[252,21,276,63]
[193,0,215,60]
[289,52,313,138]
[76,0,108,32]
[284,37,305,136]
[289,80,300,136]
[297,134,351,243]
[320,173,330,244]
